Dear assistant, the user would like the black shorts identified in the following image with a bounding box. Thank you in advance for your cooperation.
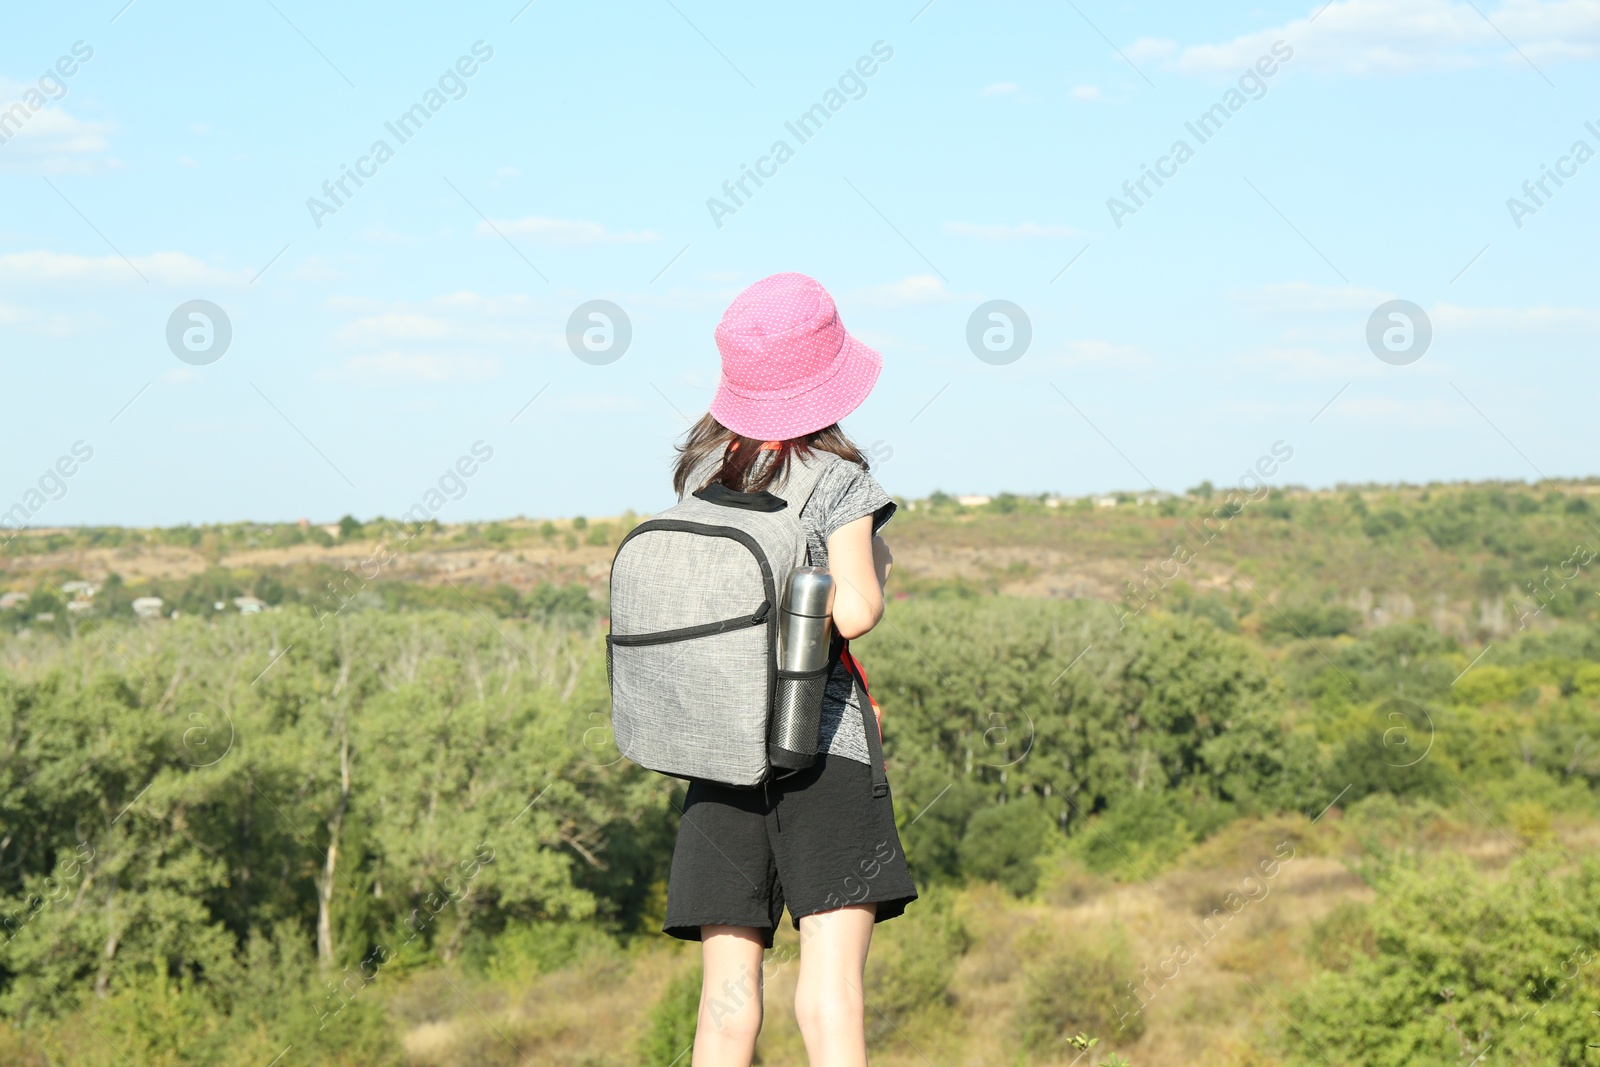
[664,753,918,947]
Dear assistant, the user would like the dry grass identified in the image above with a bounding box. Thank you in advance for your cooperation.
[393,941,693,1067]
[383,812,1596,1067]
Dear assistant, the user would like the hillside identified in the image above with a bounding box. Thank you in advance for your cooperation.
[5,478,1598,643]
[2,478,1599,1065]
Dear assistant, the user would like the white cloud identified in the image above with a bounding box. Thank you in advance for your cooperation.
[1069,85,1103,101]
[1339,393,1463,424]
[978,82,1034,103]
[335,312,455,344]
[482,216,658,245]
[362,226,409,244]
[942,221,1078,240]
[564,392,643,412]
[333,308,533,347]
[290,256,341,283]
[1231,285,1600,335]
[1236,345,1387,379]
[1053,338,1151,368]
[1432,302,1600,331]
[1127,38,1178,62]
[0,79,116,174]
[328,291,555,358]
[1172,0,1600,76]
[0,300,88,337]
[853,275,972,309]
[0,250,249,287]
[316,351,504,384]
[178,155,197,167]
[627,286,738,313]
[324,295,387,314]
[430,290,541,316]
[1230,281,1393,315]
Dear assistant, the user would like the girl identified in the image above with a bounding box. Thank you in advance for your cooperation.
[662,272,917,1067]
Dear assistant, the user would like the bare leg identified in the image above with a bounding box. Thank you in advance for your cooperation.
[794,903,877,1067]
[694,926,766,1067]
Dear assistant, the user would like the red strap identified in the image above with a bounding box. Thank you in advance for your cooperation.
[838,641,882,741]
[838,644,868,690]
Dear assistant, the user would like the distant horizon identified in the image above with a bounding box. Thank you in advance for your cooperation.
[4,470,1597,535]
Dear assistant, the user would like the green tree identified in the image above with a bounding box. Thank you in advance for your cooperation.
[1285,855,1600,1066]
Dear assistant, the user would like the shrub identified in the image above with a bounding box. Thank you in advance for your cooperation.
[639,964,701,1067]
[477,920,618,983]
[1070,790,1195,878]
[863,890,970,1046]
[1571,663,1600,699]
[1020,928,1146,1053]
[1261,602,1362,639]
[959,797,1055,895]
[1284,855,1600,1065]
[1306,901,1376,972]
[1327,718,1451,804]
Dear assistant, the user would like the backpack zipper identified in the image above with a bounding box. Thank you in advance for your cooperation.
[607,600,770,647]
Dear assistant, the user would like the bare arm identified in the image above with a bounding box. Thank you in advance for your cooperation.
[827,513,892,640]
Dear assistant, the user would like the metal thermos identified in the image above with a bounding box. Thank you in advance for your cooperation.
[769,566,835,769]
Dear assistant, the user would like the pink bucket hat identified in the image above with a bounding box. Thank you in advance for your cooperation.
[710,272,881,441]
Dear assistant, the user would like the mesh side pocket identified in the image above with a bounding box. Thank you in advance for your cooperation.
[769,666,828,769]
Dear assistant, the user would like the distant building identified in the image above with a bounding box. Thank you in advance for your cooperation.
[60,580,99,597]
[233,596,265,615]
[956,495,992,507]
[66,598,94,615]
[1044,497,1064,508]
[132,596,164,619]
[0,592,26,611]
[1095,497,1118,508]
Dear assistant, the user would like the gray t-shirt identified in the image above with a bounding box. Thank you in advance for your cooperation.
[788,455,896,766]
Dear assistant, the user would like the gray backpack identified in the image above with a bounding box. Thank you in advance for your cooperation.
[607,450,886,790]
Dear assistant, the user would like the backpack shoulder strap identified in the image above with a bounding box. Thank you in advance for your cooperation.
[835,636,890,798]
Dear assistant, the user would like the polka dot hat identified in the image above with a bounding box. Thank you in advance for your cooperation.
[709,272,882,441]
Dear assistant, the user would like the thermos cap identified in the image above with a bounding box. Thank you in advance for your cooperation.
[784,566,835,617]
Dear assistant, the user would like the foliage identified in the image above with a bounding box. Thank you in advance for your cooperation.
[1283,855,1600,1066]
[863,889,969,1046]
[858,599,1322,884]
[1021,926,1146,1052]
[958,796,1055,894]
[0,609,661,1036]
[1,515,1598,1061]
[1068,789,1196,877]
[639,964,700,1067]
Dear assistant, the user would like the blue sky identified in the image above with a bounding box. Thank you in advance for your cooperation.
[2,0,1597,527]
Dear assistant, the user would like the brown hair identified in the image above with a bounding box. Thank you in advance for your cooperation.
[672,414,869,497]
